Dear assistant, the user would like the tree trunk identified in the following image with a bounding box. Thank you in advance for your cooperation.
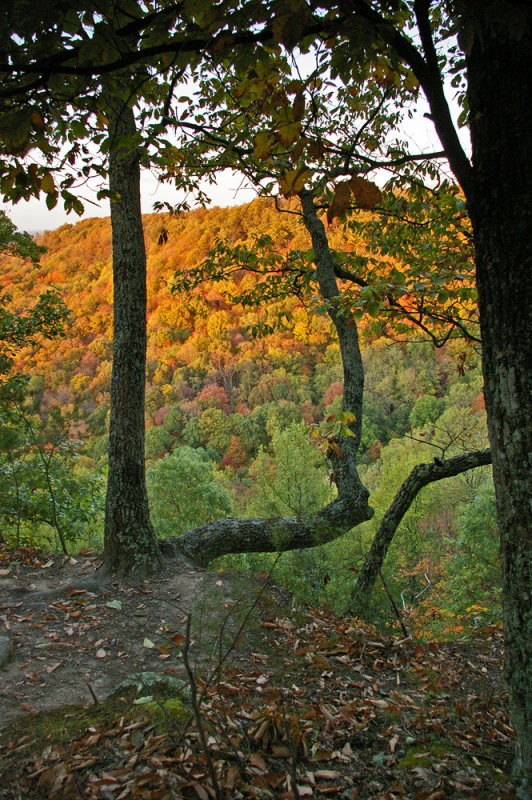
[465,8,532,794]
[103,94,160,575]
[172,191,373,567]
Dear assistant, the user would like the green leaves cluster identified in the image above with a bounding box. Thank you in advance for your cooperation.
[0,406,105,550]
[147,445,232,539]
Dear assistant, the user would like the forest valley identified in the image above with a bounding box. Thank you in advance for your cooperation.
[0,200,507,799]
[0,200,495,635]
[0,2,531,797]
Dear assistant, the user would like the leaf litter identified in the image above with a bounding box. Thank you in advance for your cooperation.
[0,543,516,799]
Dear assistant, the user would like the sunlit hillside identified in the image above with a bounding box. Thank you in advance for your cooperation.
[0,200,495,634]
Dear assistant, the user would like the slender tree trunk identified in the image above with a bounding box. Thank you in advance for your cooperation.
[465,9,532,794]
[350,448,492,598]
[172,190,373,567]
[103,94,160,575]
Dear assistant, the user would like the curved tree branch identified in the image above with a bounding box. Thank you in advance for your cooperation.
[167,506,368,568]
[166,194,489,576]
[350,447,492,599]
[166,448,492,573]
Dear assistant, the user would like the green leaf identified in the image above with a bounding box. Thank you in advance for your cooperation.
[45,192,58,210]
[40,173,55,194]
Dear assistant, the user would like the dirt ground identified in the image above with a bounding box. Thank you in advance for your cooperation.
[0,544,516,800]
[0,546,293,727]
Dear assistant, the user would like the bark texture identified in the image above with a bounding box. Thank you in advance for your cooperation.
[170,511,367,569]
[103,93,160,575]
[351,448,492,598]
[464,8,532,793]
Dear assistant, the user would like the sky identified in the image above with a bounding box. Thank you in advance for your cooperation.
[4,94,464,235]
[4,168,258,234]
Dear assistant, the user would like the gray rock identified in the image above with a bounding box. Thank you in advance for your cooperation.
[113,671,190,699]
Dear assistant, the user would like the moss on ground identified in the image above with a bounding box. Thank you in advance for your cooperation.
[0,684,190,771]
[1,694,133,749]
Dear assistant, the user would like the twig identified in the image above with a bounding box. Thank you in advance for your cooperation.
[378,570,411,639]
[182,613,223,800]
[281,702,301,799]
[83,676,99,704]
[401,568,431,618]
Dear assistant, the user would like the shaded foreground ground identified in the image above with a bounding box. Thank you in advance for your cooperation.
[0,544,515,799]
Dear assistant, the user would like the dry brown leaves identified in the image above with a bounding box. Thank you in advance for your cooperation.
[1,596,515,800]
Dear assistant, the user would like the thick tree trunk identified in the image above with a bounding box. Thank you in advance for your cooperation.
[465,8,532,794]
[351,448,492,598]
[171,509,367,568]
[103,94,160,575]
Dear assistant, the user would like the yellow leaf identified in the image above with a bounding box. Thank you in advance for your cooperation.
[0,109,32,150]
[31,110,45,129]
[277,120,301,147]
[292,91,305,121]
[279,165,311,197]
[308,137,325,161]
[253,131,275,160]
[286,80,304,95]
[95,112,108,129]
[291,138,306,162]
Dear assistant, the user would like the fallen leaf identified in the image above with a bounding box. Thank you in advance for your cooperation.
[143,638,155,649]
[314,770,340,780]
[249,753,267,771]
[193,783,209,800]
[366,698,390,709]
[271,745,292,757]
[313,654,331,669]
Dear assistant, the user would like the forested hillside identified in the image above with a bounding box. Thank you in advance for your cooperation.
[0,200,495,636]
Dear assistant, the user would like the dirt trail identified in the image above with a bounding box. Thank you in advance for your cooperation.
[0,548,265,727]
